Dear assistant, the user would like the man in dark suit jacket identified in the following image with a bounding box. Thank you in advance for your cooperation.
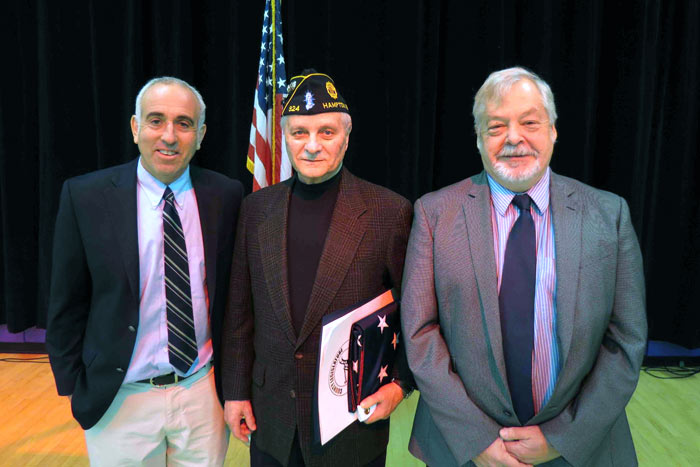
[47,77,244,465]
[401,68,647,466]
[221,71,414,466]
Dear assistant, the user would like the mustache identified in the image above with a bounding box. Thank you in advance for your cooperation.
[497,144,537,157]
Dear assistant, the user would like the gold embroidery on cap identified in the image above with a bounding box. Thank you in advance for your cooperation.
[326,81,338,99]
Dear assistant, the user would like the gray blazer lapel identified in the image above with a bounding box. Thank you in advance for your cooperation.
[463,173,509,399]
[296,170,367,348]
[104,160,139,303]
[550,172,582,371]
[258,184,297,347]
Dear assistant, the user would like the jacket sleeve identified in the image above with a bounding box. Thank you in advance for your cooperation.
[221,197,255,401]
[385,199,414,385]
[46,180,91,396]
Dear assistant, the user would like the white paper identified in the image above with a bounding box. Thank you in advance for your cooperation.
[317,290,394,445]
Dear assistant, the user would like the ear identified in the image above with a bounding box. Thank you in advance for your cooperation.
[130,116,139,144]
[550,124,558,143]
[343,123,352,152]
[196,124,207,149]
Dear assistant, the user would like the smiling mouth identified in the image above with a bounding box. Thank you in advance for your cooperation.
[157,149,179,156]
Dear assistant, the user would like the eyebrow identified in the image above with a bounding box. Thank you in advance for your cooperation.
[487,107,541,121]
[145,112,195,124]
[518,107,540,119]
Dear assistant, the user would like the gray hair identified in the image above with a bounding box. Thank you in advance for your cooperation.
[280,112,353,135]
[134,76,206,134]
[473,67,557,151]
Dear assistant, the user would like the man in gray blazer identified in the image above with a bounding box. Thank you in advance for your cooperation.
[401,67,647,466]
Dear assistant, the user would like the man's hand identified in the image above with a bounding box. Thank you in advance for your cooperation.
[500,426,560,465]
[224,400,257,445]
[359,381,404,424]
[473,438,532,467]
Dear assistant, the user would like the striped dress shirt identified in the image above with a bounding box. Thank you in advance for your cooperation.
[487,167,560,413]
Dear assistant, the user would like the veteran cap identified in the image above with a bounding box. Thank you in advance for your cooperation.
[282,70,349,116]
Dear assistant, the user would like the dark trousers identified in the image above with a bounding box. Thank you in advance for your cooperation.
[250,430,387,467]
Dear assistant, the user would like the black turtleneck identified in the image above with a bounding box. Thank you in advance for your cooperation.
[287,169,342,335]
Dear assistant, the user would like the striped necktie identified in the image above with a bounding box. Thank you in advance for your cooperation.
[163,187,198,373]
[499,194,536,423]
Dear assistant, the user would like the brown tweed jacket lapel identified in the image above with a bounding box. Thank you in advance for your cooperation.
[296,169,368,348]
[258,182,297,347]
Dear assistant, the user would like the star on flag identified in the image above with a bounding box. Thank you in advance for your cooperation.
[378,364,388,383]
[377,314,389,334]
[392,332,399,350]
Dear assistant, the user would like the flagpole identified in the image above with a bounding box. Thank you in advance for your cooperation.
[270,0,278,185]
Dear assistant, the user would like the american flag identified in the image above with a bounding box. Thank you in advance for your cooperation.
[246,0,291,191]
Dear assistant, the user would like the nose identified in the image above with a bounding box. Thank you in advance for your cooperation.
[161,121,177,146]
[505,123,523,145]
[305,134,322,156]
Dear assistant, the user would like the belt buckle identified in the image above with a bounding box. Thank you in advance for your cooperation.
[148,373,177,387]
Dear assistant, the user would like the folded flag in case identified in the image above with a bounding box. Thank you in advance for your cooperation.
[347,298,400,412]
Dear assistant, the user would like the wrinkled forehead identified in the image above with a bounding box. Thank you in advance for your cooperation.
[285,112,349,130]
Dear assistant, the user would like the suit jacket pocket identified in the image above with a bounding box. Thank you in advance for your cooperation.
[581,241,615,270]
[252,360,266,387]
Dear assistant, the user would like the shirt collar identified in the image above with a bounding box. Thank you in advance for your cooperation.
[136,157,192,209]
[486,167,551,217]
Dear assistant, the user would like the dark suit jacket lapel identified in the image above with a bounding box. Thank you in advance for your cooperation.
[191,166,218,315]
[296,169,367,348]
[258,182,297,347]
[463,172,509,399]
[103,159,140,303]
[550,172,581,371]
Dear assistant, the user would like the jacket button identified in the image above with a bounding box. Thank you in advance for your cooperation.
[294,352,303,360]
[290,390,296,399]
[116,367,124,373]
[128,326,136,332]
[503,410,512,417]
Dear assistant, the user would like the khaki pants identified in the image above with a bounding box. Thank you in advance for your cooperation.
[85,364,228,466]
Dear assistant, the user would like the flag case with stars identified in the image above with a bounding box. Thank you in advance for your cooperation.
[314,288,397,445]
[347,299,400,413]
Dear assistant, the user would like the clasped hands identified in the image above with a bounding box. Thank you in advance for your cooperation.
[473,426,560,467]
[224,382,404,445]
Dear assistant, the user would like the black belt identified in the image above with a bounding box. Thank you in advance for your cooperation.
[136,371,194,387]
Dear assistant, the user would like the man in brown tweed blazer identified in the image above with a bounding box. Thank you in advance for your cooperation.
[221,71,414,466]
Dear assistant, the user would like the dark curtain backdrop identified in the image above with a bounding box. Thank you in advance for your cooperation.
[1,1,698,348]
